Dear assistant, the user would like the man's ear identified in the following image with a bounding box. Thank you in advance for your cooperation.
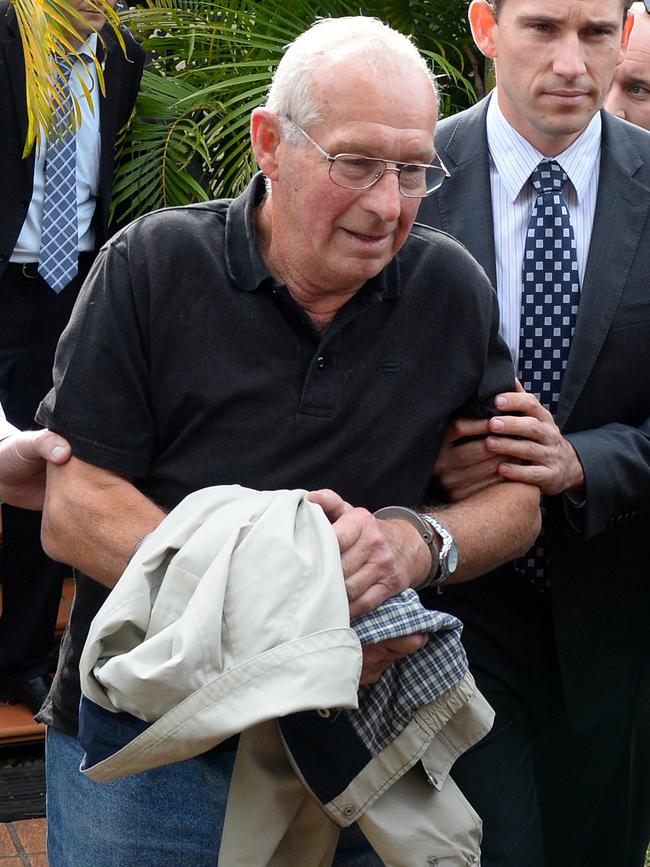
[250,109,282,181]
[618,12,635,66]
[469,0,499,60]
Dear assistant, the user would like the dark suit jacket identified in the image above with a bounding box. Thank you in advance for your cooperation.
[0,0,144,273]
[419,98,650,729]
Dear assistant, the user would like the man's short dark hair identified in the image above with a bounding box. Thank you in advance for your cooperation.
[490,0,633,19]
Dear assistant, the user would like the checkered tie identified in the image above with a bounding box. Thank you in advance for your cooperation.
[38,56,78,293]
[517,160,580,583]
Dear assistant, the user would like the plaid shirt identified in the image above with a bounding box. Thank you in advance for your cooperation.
[349,589,467,754]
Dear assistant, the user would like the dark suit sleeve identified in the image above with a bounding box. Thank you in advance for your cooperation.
[558,117,650,542]
[565,422,650,541]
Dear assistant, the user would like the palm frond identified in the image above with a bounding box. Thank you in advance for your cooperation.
[114,0,480,217]
[12,0,126,155]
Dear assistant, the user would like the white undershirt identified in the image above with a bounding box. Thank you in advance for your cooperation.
[12,33,101,262]
[486,93,601,363]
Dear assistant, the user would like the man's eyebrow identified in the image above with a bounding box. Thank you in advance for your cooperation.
[517,13,564,26]
[517,13,619,30]
[622,73,650,86]
[332,142,434,162]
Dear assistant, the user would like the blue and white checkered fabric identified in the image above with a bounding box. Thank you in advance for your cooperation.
[347,589,467,754]
[38,56,78,293]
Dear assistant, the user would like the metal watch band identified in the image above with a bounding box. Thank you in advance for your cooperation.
[418,513,459,586]
[373,505,440,588]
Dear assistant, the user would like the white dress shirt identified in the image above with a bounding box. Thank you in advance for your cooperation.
[0,402,19,440]
[486,93,602,364]
[12,33,102,263]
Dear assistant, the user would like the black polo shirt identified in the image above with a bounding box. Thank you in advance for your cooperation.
[37,174,515,735]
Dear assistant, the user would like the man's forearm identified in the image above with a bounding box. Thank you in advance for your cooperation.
[42,457,166,588]
[428,481,541,585]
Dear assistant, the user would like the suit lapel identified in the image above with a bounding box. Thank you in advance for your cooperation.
[97,27,116,193]
[95,25,125,239]
[556,113,650,428]
[3,6,29,151]
[433,100,497,287]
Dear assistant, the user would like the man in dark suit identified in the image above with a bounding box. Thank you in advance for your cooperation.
[418,0,650,864]
[600,9,650,866]
[0,0,144,712]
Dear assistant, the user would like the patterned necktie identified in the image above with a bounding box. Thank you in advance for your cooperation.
[38,56,78,293]
[517,160,580,583]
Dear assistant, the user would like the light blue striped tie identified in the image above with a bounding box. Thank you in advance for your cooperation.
[38,56,78,293]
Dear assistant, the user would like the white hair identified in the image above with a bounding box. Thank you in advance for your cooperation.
[265,16,438,144]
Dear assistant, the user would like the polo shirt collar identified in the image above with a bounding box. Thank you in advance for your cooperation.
[224,173,272,291]
[486,92,601,204]
[224,172,401,300]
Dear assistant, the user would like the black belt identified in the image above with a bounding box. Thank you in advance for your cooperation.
[4,252,95,282]
[4,261,41,279]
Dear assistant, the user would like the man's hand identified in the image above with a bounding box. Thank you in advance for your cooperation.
[487,383,584,495]
[434,417,503,502]
[308,489,430,618]
[360,634,428,685]
[0,430,71,510]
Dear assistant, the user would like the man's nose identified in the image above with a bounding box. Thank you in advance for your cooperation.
[362,169,402,222]
[552,34,587,79]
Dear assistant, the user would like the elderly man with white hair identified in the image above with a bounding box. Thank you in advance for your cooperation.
[37,15,539,865]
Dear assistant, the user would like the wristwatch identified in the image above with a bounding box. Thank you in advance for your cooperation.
[418,513,459,587]
[373,506,439,588]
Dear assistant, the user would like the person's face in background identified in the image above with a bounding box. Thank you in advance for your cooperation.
[605,4,650,130]
[469,0,633,155]
[64,0,117,46]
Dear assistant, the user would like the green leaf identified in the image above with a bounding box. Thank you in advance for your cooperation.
[113,0,481,216]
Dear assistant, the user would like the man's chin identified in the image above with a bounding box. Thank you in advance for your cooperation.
[341,255,392,287]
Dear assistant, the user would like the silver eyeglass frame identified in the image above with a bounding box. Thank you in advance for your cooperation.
[284,118,450,198]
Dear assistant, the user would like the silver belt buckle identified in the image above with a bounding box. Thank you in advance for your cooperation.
[21,263,39,279]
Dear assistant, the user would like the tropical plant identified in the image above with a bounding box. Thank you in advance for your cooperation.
[112,0,482,220]
[10,0,124,155]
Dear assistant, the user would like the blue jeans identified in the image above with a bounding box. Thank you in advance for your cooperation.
[46,728,380,865]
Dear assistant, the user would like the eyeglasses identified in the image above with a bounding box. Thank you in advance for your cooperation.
[286,120,449,199]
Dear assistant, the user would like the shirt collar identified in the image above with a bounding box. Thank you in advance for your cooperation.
[486,92,601,204]
[53,32,98,68]
[224,173,275,292]
[225,172,400,299]
[79,32,98,57]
